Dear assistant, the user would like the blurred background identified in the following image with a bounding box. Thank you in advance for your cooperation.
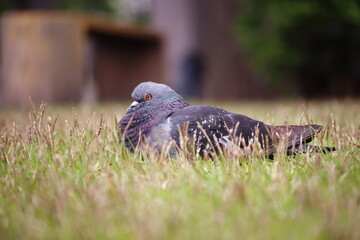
[0,0,359,106]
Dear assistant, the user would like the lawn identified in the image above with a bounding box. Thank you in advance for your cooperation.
[0,100,359,240]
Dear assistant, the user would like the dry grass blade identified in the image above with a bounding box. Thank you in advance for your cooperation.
[87,112,104,146]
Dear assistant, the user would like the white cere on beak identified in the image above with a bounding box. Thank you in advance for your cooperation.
[126,101,140,114]
[130,101,139,107]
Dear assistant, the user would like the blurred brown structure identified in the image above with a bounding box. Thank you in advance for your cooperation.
[1,0,276,106]
[1,11,163,105]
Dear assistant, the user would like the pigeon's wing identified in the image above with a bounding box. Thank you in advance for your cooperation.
[267,124,322,153]
[167,105,273,156]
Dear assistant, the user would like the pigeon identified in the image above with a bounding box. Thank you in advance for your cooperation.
[119,82,333,158]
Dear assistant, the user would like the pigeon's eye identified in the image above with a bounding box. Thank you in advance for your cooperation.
[145,94,153,101]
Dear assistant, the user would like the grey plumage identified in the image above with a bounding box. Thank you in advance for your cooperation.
[119,82,333,157]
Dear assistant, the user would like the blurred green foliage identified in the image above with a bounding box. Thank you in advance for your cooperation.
[0,0,8,13]
[58,0,115,16]
[235,0,360,97]
[0,0,114,16]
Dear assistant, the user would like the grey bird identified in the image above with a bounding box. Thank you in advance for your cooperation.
[119,82,333,158]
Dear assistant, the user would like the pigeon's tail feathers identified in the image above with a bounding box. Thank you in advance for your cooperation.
[295,145,336,154]
[267,124,323,153]
[268,124,322,143]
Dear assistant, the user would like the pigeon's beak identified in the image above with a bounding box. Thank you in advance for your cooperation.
[126,101,139,114]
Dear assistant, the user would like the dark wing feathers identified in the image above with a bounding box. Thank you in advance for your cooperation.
[168,105,271,155]
[168,106,323,156]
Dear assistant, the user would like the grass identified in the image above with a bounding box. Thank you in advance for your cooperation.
[0,99,359,240]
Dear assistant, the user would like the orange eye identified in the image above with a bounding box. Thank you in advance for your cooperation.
[145,94,152,101]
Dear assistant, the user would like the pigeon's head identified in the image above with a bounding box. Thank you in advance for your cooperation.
[126,82,185,114]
